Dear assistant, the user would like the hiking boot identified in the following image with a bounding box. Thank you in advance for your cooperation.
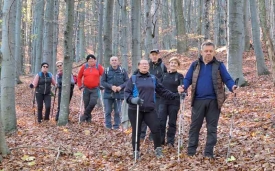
[133,151,140,160]
[80,115,87,122]
[155,147,163,159]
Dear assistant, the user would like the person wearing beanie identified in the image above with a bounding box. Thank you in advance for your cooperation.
[159,57,183,147]
[77,54,104,123]
[55,61,75,121]
[29,62,57,123]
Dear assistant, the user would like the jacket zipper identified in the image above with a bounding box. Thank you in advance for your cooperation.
[44,73,46,94]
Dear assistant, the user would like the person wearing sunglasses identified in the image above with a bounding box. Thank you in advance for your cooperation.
[30,62,57,123]
[55,61,75,121]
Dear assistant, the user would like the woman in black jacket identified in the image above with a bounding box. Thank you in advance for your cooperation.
[124,59,180,159]
[159,57,183,147]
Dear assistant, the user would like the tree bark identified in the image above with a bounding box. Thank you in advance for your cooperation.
[58,0,75,126]
[152,0,159,49]
[112,0,120,56]
[227,0,246,85]
[1,0,17,133]
[103,0,114,67]
[175,0,188,53]
[0,118,10,157]
[243,0,251,51]
[15,0,22,84]
[258,0,275,85]
[52,0,60,77]
[161,0,172,50]
[131,0,141,72]
[120,0,129,71]
[97,0,104,64]
[144,0,152,59]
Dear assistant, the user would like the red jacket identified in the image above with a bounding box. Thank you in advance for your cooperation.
[77,63,104,89]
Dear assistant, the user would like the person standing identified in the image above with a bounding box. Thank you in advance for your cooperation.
[101,56,129,130]
[55,61,75,121]
[30,62,57,123]
[77,54,104,122]
[124,59,180,159]
[159,57,183,147]
[140,49,167,140]
[178,41,237,158]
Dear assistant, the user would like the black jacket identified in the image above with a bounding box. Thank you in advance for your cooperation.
[35,72,52,95]
[101,66,129,99]
[124,72,178,112]
[149,58,167,79]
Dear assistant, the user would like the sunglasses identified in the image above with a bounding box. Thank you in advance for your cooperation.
[43,66,49,68]
[57,65,62,67]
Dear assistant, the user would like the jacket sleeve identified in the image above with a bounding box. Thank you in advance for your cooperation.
[124,77,134,104]
[98,64,104,76]
[219,63,235,92]
[32,74,39,88]
[155,78,178,99]
[119,70,129,89]
[77,65,85,88]
[183,62,195,90]
[101,70,112,90]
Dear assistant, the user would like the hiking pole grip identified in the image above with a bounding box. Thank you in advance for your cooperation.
[234,78,239,97]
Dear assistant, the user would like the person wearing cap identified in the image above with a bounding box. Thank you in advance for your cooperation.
[140,49,167,140]
[29,62,57,123]
[159,57,183,147]
[55,61,76,121]
[77,54,104,122]
[101,56,129,130]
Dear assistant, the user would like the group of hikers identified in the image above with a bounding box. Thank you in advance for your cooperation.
[29,41,238,160]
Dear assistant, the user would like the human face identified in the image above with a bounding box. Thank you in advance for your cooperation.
[150,52,159,63]
[169,60,179,72]
[41,65,49,72]
[110,57,119,68]
[138,60,149,74]
[88,58,96,66]
[201,45,215,64]
[56,63,63,71]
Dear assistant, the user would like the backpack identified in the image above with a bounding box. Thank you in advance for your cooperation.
[131,74,157,102]
[38,72,52,78]
[105,66,125,75]
[73,74,77,84]
[84,62,99,71]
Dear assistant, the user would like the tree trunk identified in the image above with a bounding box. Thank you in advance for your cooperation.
[131,0,141,72]
[1,0,17,133]
[227,0,245,85]
[58,0,74,126]
[112,0,120,56]
[0,118,10,157]
[161,0,172,50]
[249,0,270,76]
[175,0,188,53]
[120,0,129,71]
[152,0,159,49]
[144,0,152,59]
[79,1,85,62]
[34,0,44,74]
[214,0,220,46]
[171,0,177,48]
[97,0,104,64]
[258,0,275,85]
[15,0,22,84]
[203,0,210,40]
[243,0,251,51]
[43,0,54,73]
[52,0,60,77]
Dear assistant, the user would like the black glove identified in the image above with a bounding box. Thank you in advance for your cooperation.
[99,86,105,90]
[180,93,187,99]
[29,83,34,89]
[131,97,144,106]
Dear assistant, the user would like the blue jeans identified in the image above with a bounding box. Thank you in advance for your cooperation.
[104,98,122,129]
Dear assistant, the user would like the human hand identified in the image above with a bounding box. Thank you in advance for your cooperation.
[177,85,185,94]
[116,86,122,92]
[29,83,34,89]
[111,86,117,92]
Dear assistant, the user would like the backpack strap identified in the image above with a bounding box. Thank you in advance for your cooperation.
[38,72,52,78]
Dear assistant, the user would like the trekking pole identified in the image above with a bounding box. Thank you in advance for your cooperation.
[78,91,84,124]
[177,92,186,162]
[226,78,239,162]
[32,89,36,124]
[134,104,140,163]
[51,87,57,119]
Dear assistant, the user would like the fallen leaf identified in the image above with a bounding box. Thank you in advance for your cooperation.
[21,155,35,161]
[27,161,36,166]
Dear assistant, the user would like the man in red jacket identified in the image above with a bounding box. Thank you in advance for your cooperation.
[77,54,104,122]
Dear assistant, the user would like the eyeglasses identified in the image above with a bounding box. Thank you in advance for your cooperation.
[43,66,49,68]
[57,65,62,67]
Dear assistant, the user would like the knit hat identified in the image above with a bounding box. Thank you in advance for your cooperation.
[56,61,63,66]
[169,57,180,66]
[41,62,49,68]
[86,54,96,61]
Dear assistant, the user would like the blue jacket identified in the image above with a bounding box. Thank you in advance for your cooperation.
[124,72,178,112]
[184,57,235,100]
[101,66,129,99]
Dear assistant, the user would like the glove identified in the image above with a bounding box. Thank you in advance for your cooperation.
[79,86,84,90]
[180,93,186,99]
[99,86,105,90]
[29,83,34,89]
[131,97,144,106]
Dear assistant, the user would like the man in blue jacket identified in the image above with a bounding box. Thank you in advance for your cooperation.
[101,56,129,130]
[178,41,237,158]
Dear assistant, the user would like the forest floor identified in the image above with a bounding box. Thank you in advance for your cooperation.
[1,48,275,170]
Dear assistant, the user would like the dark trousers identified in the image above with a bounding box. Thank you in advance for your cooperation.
[128,108,161,151]
[187,99,220,156]
[56,85,74,121]
[36,93,51,122]
[140,97,160,139]
[159,103,179,145]
[81,87,98,122]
